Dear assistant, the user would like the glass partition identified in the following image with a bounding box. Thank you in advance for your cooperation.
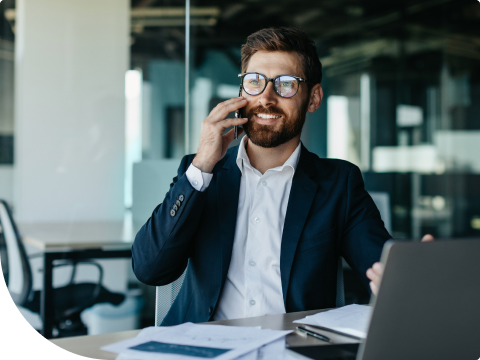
[185,0,480,240]
[181,0,480,304]
[0,0,14,204]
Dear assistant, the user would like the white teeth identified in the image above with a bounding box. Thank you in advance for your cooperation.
[256,114,280,119]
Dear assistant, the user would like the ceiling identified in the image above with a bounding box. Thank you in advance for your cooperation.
[129,0,480,75]
[1,0,480,75]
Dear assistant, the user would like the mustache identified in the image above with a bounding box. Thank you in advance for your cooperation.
[247,105,286,118]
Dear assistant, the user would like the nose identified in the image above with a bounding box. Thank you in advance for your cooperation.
[257,81,278,107]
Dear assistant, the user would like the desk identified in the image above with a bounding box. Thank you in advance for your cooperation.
[51,309,360,359]
[20,221,136,339]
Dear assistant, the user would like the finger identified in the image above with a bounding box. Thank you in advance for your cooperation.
[421,234,435,242]
[217,117,248,130]
[370,281,379,296]
[209,97,245,116]
[372,262,384,275]
[222,127,244,146]
[210,99,247,122]
[366,268,376,281]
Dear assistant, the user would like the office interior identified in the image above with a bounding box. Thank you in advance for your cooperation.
[0,0,479,341]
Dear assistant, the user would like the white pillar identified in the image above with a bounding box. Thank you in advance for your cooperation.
[14,0,129,222]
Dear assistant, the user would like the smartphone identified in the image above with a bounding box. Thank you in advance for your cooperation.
[234,85,244,139]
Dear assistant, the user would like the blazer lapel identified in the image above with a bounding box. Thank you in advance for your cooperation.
[216,149,242,283]
[280,145,318,305]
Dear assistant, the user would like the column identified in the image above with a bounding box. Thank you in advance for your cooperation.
[14,0,129,222]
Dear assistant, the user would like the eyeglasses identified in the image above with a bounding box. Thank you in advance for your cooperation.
[238,72,309,98]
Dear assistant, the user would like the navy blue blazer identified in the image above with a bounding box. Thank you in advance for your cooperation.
[132,144,391,326]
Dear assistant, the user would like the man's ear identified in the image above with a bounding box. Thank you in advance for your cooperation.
[307,84,323,113]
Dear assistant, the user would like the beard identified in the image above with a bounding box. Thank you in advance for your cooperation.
[242,102,308,148]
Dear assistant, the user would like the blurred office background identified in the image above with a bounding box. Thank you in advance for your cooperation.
[0,0,479,338]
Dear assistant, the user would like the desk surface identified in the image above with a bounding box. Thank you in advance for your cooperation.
[51,309,359,359]
[19,221,138,251]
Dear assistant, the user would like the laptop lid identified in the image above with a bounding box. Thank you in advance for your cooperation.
[358,239,480,360]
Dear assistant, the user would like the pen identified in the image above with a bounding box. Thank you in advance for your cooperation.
[296,326,332,343]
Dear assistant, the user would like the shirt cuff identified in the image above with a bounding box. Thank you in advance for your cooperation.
[185,164,213,192]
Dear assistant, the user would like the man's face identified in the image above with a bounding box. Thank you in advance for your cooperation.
[242,50,310,148]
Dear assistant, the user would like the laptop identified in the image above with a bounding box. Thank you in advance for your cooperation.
[288,239,480,360]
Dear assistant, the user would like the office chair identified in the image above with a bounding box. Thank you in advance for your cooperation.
[155,270,186,326]
[0,199,125,338]
[368,191,392,233]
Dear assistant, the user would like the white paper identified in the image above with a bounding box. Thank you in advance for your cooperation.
[103,322,291,360]
[235,338,299,360]
[116,338,298,360]
[293,304,372,338]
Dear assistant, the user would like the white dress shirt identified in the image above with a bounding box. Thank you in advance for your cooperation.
[186,136,301,320]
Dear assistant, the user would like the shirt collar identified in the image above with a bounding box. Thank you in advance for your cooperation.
[236,136,302,178]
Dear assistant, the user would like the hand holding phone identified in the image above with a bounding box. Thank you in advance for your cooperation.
[192,97,248,173]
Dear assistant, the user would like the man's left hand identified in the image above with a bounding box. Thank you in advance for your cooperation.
[366,234,435,296]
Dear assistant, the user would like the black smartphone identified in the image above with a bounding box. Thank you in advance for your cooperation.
[234,85,244,139]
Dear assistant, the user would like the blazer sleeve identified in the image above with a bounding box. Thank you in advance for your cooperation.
[131,154,208,286]
[341,165,392,291]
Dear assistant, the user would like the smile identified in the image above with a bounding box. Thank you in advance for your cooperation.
[255,113,281,119]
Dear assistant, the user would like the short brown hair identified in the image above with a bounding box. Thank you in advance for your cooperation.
[241,27,322,89]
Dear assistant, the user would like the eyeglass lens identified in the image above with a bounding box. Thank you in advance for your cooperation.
[243,73,299,98]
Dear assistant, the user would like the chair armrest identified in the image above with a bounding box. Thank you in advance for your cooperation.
[52,261,104,318]
[52,260,104,287]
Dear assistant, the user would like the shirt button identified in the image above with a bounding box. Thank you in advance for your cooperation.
[250,300,256,306]
[192,180,199,186]
[261,181,267,186]
[249,260,256,267]
[254,217,260,223]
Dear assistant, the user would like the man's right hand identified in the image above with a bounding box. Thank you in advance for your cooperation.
[192,97,248,173]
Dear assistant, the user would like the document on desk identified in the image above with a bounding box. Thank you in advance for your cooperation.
[293,304,373,339]
[232,338,299,360]
[102,322,291,360]
[114,337,299,360]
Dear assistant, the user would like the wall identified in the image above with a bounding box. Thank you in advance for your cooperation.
[14,0,129,222]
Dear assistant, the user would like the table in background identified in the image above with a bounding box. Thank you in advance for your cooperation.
[20,220,138,339]
[51,309,360,359]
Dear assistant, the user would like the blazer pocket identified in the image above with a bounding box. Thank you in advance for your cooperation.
[297,226,337,253]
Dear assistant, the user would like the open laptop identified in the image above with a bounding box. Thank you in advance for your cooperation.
[288,239,480,360]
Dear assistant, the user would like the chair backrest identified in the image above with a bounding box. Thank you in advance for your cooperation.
[368,191,392,233]
[155,270,186,326]
[0,200,33,305]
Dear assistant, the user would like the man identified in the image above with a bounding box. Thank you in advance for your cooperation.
[132,27,392,326]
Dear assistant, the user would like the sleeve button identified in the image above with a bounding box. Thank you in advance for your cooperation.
[179,195,185,202]
[172,204,178,211]
[175,200,181,207]
[170,209,176,217]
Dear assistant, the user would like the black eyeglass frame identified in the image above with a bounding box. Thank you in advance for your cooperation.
[238,72,310,98]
